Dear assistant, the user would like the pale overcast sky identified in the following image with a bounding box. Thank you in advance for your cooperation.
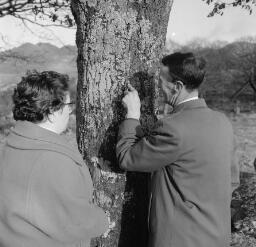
[167,0,256,44]
[0,0,256,50]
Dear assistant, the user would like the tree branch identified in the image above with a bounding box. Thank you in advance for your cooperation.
[0,0,74,27]
[203,0,256,17]
[11,12,75,28]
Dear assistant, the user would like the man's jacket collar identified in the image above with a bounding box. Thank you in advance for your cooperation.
[171,98,208,114]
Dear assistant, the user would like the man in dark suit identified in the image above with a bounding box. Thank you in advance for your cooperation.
[116,52,240,247]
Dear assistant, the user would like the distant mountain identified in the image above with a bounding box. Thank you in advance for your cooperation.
[9,42,77,62]
[1,40,256,102]
[0,43,77,90]
[165,39,182,53]
[165,39,229,54]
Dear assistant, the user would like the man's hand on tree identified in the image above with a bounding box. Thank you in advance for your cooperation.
[122,84,141,120]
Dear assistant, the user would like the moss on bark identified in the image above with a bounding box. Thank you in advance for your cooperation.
[71,1,173,246]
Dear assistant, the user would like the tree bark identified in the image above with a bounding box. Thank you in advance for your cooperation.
[71,1,173,246]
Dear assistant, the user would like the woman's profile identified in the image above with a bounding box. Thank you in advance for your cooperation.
[0,71,108,247]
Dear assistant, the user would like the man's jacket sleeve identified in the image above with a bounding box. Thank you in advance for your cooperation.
[116,118,181,172]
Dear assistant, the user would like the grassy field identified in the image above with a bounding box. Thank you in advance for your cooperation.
[230,113,256,173]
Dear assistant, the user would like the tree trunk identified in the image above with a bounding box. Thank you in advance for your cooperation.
[71,1,173,246]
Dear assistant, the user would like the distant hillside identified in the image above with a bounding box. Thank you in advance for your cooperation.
[198,41,256,94]
[0,43,77,90]
[1,40,256,111]
[164,39,256,111]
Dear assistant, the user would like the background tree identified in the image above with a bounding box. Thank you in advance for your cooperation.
[229,39,256,94]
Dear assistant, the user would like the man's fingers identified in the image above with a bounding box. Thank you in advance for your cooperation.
[122,96,128,104]
[124,90,129,96]
[127,84,136,92]
[122,99,128,108]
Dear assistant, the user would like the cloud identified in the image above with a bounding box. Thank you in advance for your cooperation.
[167,0,256,44]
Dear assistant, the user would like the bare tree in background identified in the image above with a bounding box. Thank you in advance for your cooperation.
[234,40,256,82]
[229,39,256,99]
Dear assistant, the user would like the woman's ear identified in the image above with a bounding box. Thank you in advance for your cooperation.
[47,111,58,123]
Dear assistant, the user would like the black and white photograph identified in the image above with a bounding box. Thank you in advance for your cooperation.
[0,0,256,246]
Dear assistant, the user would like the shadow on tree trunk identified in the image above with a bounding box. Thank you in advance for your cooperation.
[118,172,149,247]
[89,70,156,246]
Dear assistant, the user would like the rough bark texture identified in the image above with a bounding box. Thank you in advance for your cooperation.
[71,1,173,246]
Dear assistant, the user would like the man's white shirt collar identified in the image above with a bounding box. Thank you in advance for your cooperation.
[177,96,199,105]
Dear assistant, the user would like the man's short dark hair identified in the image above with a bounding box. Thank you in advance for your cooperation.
[162,52,206,90]
[12,71,69,123]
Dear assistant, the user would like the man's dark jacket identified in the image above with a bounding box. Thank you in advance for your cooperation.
[116,99,239,247]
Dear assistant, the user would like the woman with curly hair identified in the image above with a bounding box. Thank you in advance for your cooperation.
[0,71,108,247]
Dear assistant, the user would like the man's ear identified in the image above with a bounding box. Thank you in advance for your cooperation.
[174,81,184,91]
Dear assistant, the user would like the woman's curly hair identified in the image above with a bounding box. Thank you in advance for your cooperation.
[12,71,69,123]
